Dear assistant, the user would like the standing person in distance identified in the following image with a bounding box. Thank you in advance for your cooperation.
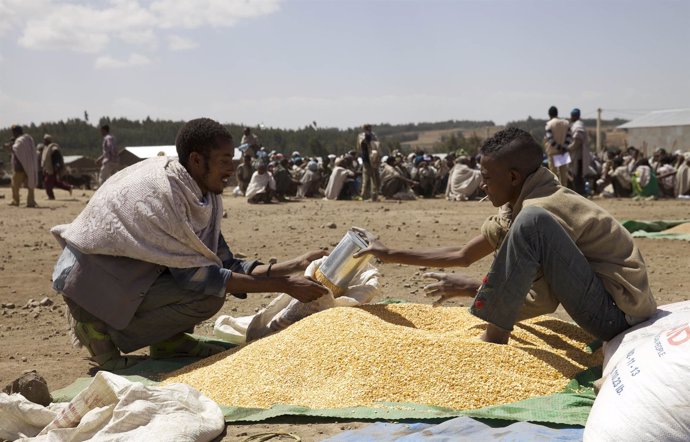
[544,106,572,186]
[240,127,260,158]
[41,134,73,200]
[357,124,381,202]
[568,108,592,195]
[236,154,254,196]
[4,125,38,207]
[97,124,119,185]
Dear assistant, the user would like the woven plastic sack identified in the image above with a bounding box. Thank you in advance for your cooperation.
[584,301,690,441]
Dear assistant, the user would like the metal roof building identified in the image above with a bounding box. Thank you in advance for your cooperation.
[63,155,98,172]
[117,145,243,187]
[118,145,178,167]
[617,109,690,154]
[119,145,242,168]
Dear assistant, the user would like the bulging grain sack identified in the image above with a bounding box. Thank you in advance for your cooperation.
[601,300,690,375]
[584,301,690,441]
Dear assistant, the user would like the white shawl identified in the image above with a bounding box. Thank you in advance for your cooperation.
[51,156,223,268]
[41,143,59,175]
[12,134,38,188]
[675,162,690,196]
[446,164,482,201]
[245,171,276,200]
[324,166,351,200]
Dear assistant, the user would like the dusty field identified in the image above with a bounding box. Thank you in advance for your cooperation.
[1,188,689,441]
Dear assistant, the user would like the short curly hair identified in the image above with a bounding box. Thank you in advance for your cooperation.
[480,127,543,175]
[176,118,233,167]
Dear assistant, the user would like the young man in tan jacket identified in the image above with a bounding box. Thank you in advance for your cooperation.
[355,127,656,344]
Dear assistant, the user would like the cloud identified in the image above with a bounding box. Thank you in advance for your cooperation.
[95,53,151,69]
[151,0,281,29]
[167,35,197,51]
[0,0,52,36]
[18,1,155,53]
[120,29,159,49]
[6,0,281,56]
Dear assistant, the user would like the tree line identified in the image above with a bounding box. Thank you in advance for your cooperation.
[1,117,496,159]
[1,116,626,161]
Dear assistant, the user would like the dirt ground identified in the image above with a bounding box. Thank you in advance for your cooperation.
[1,187,689,441]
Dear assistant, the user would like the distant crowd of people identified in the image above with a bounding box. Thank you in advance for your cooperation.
[233,117,690,205]
[595,145,690,199]
[4,116,690,208]
[234,125,485,204]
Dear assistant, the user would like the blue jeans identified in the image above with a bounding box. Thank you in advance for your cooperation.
[470,206,629,341]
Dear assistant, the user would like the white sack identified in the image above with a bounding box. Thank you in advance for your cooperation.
[584,301,690,442]
[0,371,224,442]
[0,395,61,441]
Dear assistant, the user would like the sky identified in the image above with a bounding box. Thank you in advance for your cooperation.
[0,0,689,129]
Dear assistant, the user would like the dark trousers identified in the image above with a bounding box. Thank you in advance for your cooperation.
[573,160,586,195]
[66,272,225,353]
[471,206,629,341]
[44,174,72,199]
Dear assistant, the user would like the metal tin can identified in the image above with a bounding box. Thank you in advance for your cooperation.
[314,229,372,297]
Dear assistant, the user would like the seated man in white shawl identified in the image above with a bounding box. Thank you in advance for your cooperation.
[51,118,328,370]
[446,156,483,201]
[675,153,690,197]
[380,156,417,200]
[323,157,355,200]
[245,162,277,204]
[297,160,322,198]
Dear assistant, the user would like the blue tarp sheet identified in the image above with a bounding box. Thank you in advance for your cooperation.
[322,416,584,441]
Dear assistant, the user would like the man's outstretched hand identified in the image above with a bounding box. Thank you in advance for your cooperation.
[351,227,389,261]
[284,275,329,303]
[422,272,481,306]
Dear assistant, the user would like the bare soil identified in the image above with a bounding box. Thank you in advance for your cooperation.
[1,188,689,441]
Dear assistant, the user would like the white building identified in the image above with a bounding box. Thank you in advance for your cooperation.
[119,145,242,168]
[118,145,243,186]
[617,109,690,156]
[63,155,98,173]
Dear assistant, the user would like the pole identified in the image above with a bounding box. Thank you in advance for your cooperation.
[596,108,602,154]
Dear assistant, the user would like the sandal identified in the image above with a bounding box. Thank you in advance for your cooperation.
[74,321,138,371]
[149,333,227,359]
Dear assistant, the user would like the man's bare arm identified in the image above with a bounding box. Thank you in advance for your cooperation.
[251,250,328,277]
[353,229,494,268]
[226,272,328,304]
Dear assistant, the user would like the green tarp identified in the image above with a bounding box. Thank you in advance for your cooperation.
[622,219,690,241]
[52,360,600,426]
[217,367,600,425]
